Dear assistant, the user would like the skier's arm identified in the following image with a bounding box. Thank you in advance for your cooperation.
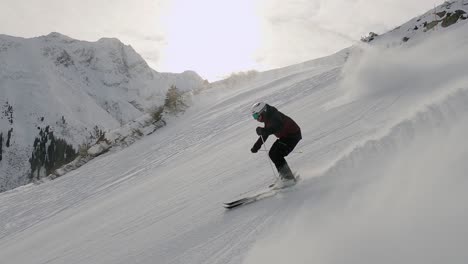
[251,134,269,153]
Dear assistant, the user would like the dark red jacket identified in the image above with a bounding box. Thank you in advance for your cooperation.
[252,104,301,150]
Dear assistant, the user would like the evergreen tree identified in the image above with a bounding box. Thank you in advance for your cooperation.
[164,85,187,114]
[0,133,3,162]
[29,126,77,180]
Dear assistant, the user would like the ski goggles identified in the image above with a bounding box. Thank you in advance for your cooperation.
[252,113,260,120]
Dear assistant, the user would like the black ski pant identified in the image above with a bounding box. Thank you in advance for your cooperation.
[268,136,301,171]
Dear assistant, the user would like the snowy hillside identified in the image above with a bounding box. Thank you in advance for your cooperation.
[217,0,467,93]
[1,1,468,264]
[365,0,467,45]
[0,32,207,192]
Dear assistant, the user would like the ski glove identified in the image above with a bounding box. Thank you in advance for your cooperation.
[256,127,264,136]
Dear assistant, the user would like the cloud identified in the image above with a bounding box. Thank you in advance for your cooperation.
[254,0,438,70]
[118,30,166,43]
[0,0,448,79]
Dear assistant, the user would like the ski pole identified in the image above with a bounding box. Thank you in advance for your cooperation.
[259,149,303,154]
[261,135,278,179]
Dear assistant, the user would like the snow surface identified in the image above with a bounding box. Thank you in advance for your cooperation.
[1,2,468,264]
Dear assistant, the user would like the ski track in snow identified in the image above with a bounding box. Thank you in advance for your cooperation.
[1,10,468,264]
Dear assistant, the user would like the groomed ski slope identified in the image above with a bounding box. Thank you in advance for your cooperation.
[1,21,468,264]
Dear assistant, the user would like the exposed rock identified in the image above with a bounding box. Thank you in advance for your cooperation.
[437,11,447,18]
[424,21,440,30]
[441,10,467,27]
[361,32,379,43]
[55,50,74,67]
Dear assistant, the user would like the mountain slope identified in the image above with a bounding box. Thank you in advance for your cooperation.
[0,2,468,264]
[0,32,207,191]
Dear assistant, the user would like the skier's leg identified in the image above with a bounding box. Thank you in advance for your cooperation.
[280,136,301,156]
[269,140,294,180]
[270,137,302,180]
[269,140,286,170]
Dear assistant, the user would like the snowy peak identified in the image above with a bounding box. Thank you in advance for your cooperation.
[0,32,207,192]
[42,32,77,43]
[38,33,153,84]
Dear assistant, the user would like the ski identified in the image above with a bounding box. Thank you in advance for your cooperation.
[223,188,277,209]
[224,175,300,209]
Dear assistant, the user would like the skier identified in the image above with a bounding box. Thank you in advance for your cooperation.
[250,102,302,188]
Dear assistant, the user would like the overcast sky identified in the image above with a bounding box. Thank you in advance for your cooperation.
[0,0,437,81]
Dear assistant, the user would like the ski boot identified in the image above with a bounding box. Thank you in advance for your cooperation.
[271,164,297,189]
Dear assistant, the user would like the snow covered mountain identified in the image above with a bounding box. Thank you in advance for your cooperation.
[0,1,468,264]
[370,0,467,45]
[0,32,207,192]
